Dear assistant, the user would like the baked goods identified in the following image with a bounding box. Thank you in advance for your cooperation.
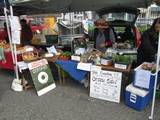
[0,40,10,50]
[22,46,39,61]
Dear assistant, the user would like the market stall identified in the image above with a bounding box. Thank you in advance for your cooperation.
[1,0,160,119]
[0,7,144,102]
[0,1,22,73]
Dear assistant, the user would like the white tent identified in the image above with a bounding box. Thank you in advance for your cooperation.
[0,0,20,86]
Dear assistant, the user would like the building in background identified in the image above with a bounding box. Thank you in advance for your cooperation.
[137,4,160,25]
[58,11,94,22]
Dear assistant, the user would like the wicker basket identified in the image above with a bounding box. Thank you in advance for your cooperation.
[22,47,39,62]
[44,55,59,62]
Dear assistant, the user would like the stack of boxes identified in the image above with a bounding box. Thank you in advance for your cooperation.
[125,62,160,111]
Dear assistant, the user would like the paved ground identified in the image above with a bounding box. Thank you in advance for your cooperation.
[0,69,159,120]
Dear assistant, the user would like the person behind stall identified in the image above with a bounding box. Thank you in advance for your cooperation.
[3,22,10,43]
[20,19,33,46]
[121,26,134,43]
[137,17,160,65]
[0,22,9,43]
[93,18,116,52]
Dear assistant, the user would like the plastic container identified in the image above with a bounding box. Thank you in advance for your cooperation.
[125,84,153,111]
[133,62,160,91]
[45,35,58,44]
[100,58,112,66]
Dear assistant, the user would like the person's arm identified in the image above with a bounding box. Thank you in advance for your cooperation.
[28,26,33,40]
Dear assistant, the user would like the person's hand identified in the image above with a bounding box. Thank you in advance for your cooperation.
[99,43,106,48]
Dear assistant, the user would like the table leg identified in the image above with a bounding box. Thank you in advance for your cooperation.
[62,70,66,85]
[56,65,63,85]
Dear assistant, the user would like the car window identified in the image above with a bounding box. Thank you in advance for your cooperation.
[114,27,125,33]
[102,12,136,22]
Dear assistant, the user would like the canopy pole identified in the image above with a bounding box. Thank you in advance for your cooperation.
[149,31,160,120]
[69,12,74,53]
[10,5,19,80]
[71,12,74,53]
[3,7,15,64]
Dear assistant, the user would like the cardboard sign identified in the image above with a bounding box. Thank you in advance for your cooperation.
[90,65,122,103]
[28,59,56,96]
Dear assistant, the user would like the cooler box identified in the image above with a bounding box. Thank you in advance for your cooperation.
[133,62,160,91]
[125,84,153,111]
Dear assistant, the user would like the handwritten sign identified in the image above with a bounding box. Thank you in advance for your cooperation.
[28,59,56,96]
[90,65,122,103]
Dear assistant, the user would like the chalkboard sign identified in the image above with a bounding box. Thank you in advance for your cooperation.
[90,65,122,103]
[28,59,56,96]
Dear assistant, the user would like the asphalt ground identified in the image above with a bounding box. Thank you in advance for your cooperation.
[0,69,159,120]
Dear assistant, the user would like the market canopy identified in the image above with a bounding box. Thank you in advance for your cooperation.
[0,0,9,15]
[8,0,154,15]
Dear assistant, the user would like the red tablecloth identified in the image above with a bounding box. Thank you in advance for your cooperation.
[0,30,7,40]
[0,51,22,70]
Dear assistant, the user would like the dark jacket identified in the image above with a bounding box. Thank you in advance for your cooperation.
[21,24,33,45]
[137,28,158,65]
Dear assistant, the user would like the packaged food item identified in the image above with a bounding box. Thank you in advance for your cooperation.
[22,46,39,62]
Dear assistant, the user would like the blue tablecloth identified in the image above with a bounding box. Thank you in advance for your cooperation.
[55,60,87,81]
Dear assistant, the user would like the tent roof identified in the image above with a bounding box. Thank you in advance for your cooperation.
[0,0,10,15]
[10,0,153,15]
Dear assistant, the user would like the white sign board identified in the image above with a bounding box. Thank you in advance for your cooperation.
[77,62,92,71]
[90,65,122,103]
[134,69,151,89]
[9,16,21,31]
[9,16,21,44]
[47,45,57,54]
[11,30,21,44]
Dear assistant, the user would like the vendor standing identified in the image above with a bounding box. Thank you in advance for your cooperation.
[93,18,116,52]
[0,22,9,43]
[20,19,33,46]
[137,17,160,65]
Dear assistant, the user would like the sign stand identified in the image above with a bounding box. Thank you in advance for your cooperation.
[28,59,56,96]
[149,32,160,120]
[3,6,15,64]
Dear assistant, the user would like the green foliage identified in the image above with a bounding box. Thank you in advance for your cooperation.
[62,51,72,56]
[112,54,131,64]
[137,25,151,33]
